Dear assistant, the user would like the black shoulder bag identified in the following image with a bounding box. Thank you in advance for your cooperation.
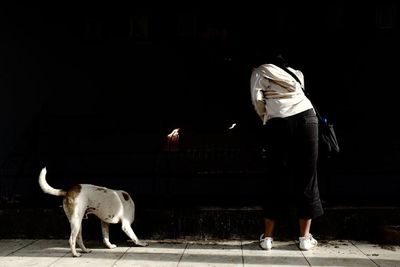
[283,67,340,158]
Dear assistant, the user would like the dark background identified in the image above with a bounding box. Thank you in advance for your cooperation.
[1,2,399,211]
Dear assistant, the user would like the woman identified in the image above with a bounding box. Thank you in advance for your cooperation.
[250,54,324,250]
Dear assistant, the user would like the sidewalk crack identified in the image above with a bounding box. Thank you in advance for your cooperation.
[176,242,188,267]
[111,246,131,267]
[5,239,38,256]
[350,240,380,267]
[240,239,244,267]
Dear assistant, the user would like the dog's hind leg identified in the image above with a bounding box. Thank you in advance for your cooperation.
[121,220,148,247]
[69,213,84,257]
[77,228,92,253]
[101,221,117,249]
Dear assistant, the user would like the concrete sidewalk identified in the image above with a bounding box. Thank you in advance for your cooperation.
[0,239,399,267]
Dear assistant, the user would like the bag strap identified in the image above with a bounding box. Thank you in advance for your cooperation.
[278,65,327,122]
[279,65,339,154]
[282,66,302,87]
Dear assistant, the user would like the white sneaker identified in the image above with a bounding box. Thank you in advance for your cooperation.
[259,234,273,250]
[299,234,318,250]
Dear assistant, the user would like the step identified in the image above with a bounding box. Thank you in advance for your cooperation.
[0,206,399,244]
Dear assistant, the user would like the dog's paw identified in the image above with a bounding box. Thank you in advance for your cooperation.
[138,241,148,247]
[72,252,82,257]
[104,241,117,249]
[82,249,92,253]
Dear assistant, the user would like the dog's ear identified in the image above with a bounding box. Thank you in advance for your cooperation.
[122,192,130,201]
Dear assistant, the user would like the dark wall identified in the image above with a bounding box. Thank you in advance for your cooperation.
[1,3,399,208]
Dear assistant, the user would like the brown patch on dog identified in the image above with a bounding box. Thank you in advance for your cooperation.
[64,185,82,216]
[122,192,130,201]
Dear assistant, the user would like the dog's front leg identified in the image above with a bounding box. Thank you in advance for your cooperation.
[101,221,117,249]
[121,220,148,247]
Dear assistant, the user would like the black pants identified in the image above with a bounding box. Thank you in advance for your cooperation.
[262,108,324,219]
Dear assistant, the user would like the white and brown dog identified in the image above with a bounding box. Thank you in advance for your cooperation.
[38,167,148,257]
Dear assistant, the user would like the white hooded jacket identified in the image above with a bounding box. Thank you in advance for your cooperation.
[250,64,313,124]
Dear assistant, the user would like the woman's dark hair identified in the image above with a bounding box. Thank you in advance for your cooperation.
[251,50,292,69]
[271,53,289,69]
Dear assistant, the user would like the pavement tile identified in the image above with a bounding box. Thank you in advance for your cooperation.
[353,241,400,267]
[301,240,378,267]
[179,242,243,267]
[0,239,36,256]
[50,246,129,267]
[115,241,186,267]
[0,239,68,267]
[242,240,309,267]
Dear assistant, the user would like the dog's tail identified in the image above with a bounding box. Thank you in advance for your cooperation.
[38,167,66,197]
